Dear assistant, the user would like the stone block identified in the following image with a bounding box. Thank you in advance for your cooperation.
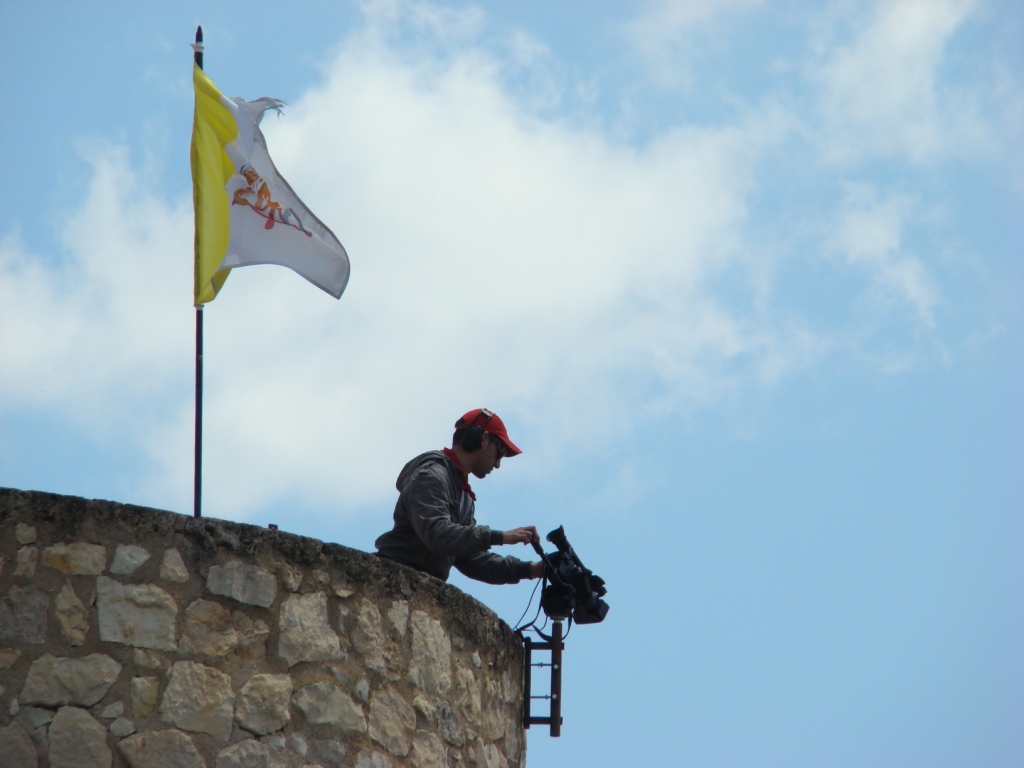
[356,748,395,768]
[41,542,107,575]
[98,701,124,719]
[0,587,48,645]
[436,701,465,747]
[408,611,452,696]
[14,523,37,545]
[132,649,170,671]
[471,740,509,768]
[55,584,89,645]
[236,673,292,734]
[14,547,37,577]
[160,661,234,741]
[159,549,190,583]
[0,722,37,768]
[286,731,307,756]
[278,592,341,667]
[308,738,346,765]
[499,670,520,704]
[387,600,409,639]
[96,576,178,651]
[227,612,270,663]
[130,676,159,718]
[472,678,508,741]
[182,599,239,657]
[333,582,355,598]
[118,730,205,768]
[368,686,416,756]
[16,706,54,730]
[453,665,481,729]
[259,731,286,749]
[206,562,276,608]
[351,599,401,680]
[411,731,448,768]
[109,716,135,738]
[16,706,49,757]
[413,694,436,724]
[293,680,366,731]
[110,545,151,575]
[20,653,122,707]
[503,725,521,766]
[357,677,371,703]
[215,740,290,768]
[48,706,112,768]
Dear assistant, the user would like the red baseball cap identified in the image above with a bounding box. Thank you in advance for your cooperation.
[456,408,522,456]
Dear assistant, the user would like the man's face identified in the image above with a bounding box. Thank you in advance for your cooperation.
[470,434,506,479]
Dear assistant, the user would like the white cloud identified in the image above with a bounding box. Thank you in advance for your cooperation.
[185,20,788,517]
[623,0,766,86]
[1,14,785,519]
[2,2,970,521]
[0,146,193,425]
[831,184,938,327]
[360,0,485,44]
[813,0,986,163]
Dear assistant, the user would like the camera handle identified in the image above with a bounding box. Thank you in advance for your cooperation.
[531,540,573,590]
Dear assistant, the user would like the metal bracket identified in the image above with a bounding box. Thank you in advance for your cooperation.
[521,619,564,737]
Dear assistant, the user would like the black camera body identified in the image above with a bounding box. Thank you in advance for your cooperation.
[535,526,609,625]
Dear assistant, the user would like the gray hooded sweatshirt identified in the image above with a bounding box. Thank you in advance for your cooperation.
[374,450,532,584]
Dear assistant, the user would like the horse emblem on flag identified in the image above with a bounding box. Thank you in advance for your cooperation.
[231,164,314,237]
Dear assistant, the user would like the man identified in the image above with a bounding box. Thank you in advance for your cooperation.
[375,408,545,584]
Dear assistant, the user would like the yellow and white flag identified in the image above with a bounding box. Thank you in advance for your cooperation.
[191,63,350,305]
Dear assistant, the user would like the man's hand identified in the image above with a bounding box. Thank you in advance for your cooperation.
[502,526,539,545]
[529,561,545,579]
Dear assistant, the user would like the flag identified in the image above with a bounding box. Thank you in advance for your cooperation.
[191,63,350,305]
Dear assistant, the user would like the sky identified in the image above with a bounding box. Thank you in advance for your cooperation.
[1,0,1022,766]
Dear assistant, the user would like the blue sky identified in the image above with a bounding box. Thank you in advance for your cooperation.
[1,1,1022,766]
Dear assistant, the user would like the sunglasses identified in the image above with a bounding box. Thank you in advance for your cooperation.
[491,437,508,459]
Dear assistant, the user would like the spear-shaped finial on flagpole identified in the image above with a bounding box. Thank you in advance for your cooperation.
[192,26,204,69]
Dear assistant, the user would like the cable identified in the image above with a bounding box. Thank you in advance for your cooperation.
[513,576,544,632]
[562,616,574,641]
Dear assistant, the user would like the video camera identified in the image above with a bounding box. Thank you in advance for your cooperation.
[532,526,609,625]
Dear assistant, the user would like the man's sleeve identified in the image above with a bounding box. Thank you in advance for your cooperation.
[454,552,535,585]
[405,465,504,556]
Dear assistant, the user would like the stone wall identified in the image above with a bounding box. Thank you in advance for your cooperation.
[0,488,526,768]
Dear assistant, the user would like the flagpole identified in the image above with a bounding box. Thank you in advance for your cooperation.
[194,305,204,518]
[193,25,204,519]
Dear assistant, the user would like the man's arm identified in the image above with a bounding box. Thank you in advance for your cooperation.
[497,528,545,579]
[454,552,542,585]
[404,466,502,556]
[501,526,540,545]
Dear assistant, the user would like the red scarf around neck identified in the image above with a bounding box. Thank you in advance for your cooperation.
[442,447,476,500]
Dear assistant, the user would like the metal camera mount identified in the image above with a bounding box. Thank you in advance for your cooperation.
[517,526,609,737]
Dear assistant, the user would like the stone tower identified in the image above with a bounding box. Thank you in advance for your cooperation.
[0,488,526,767]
